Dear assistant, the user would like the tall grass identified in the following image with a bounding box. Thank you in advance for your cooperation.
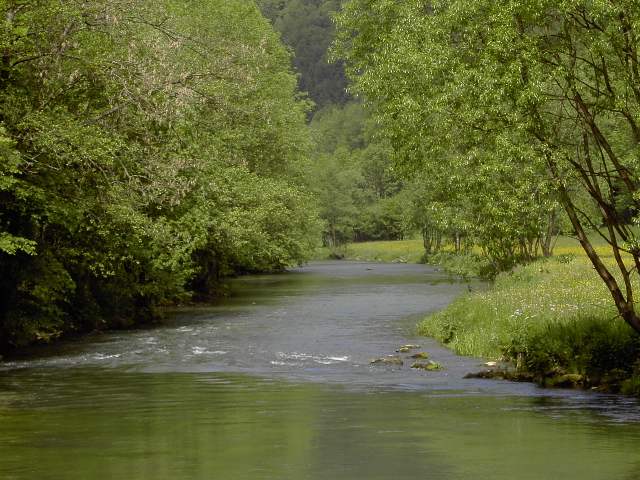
[418,257,640,393]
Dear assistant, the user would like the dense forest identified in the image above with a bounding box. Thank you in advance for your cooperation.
[0,0,320,352]
[258,0,571,267]
[259,0,430,250]
[257,0,349,109]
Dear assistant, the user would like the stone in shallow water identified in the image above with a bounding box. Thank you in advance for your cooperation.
[411,360,443,371]
[463,370,535,382]
[396,345,421,353]
[410,352,430,359]
[370,356,403,366]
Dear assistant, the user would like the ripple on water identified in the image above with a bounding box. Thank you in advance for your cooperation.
[275,351,351,366]
[191,347,227,356]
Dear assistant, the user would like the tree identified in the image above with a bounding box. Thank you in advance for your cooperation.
[335,0,640,332]
[0,0,319,350]
[257,0,349,109]
[309,101,407,246]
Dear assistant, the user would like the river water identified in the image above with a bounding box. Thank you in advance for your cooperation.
[1,261,640,479]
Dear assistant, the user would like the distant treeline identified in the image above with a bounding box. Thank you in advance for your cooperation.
[0,0,320,352]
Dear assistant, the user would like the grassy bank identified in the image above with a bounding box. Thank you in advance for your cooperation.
[316,236,640,394]
[314,238,488,277]
[315,239,425,264]
[419,256,640,394]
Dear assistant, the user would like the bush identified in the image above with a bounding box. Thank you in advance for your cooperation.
[425,251,492,279]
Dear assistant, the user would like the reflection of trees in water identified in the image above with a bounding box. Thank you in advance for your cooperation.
[623,464,640,480]
[306,391,454,479]
[529,394,640,427]
[0,371,456,479]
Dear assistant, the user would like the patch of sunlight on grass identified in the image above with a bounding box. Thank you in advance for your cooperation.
[312,238,425,263]
[418,255,627,360]
[312,233,617,266]
[346,239,425,263]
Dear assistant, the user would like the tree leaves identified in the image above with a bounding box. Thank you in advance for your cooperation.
[0,0,319,350]
[336,0,640,330]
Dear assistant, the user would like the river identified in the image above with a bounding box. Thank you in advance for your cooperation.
[1,261,640,479]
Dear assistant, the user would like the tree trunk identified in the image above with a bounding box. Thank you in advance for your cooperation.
[422,226,432,255]
[541,208,557,258]
[555,176,640,334]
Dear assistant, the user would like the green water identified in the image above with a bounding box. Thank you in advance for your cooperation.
[1,262,639,479]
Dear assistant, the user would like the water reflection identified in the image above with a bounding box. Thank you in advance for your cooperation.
[1,370,639,480]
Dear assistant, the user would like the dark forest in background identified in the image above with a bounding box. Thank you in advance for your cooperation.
[258,0,349,109]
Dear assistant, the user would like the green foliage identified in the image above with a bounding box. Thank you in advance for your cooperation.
[309,102,408,248]
[520,319,640,385]
[0,128,36,256]
[426,251,491,279]
[336,0,640,331]
[0,0,319,351]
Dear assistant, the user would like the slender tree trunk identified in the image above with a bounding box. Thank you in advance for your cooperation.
[554,171,640,333]
[422,226,432,255]
[541,208,557,257]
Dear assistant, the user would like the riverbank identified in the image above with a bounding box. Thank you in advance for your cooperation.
[319,238,640,395]
[315,239,488,278]
[315,239,425,264]
[419,256,640,394]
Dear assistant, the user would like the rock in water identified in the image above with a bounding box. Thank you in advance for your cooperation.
[411,360,443,371]
[370,356,403,366]
[410,352,430,359]
[396,344,421,353]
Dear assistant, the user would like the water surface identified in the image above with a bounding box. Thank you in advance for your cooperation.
[1,262,639,479]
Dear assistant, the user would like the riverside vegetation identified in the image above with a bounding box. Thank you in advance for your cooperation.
[421,254,640,395]
[0,0,320,353]
[331,236,640,393]
[333,1,640,393]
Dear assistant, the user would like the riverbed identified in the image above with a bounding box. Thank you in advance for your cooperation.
[1,262,639,479]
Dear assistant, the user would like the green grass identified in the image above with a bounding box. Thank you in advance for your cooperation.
[418,256,640,393]
[419,257,614,358]
[314,238,489,277]
[314,238,425,264]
